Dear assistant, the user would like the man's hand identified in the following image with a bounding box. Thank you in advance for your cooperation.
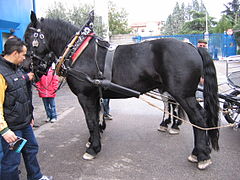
[27,72,34,81]
[30,119,34,127]
[2,130,18,143]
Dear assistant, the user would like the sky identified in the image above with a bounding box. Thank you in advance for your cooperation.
[35,0,231,23]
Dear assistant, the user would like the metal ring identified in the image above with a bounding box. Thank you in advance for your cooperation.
[39,34,44,39]
[34,33,38,38]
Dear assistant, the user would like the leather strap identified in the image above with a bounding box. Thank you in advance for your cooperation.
[104,45,117,81]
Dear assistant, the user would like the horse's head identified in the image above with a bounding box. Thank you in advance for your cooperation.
[24,11,55,81]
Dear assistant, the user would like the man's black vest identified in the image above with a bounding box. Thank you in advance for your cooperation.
[0,56,32,130]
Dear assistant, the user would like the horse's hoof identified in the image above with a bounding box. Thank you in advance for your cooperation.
[168,128,180,135]
[82,153,96,160]
[158,126,168,132]
[197,159,212,170]
[188,154,198,163]
[86,142,91,148]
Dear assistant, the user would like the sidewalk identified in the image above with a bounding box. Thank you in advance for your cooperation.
[32,84,76,127]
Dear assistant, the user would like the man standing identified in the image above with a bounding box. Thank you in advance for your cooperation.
[103,99,113,120]
[0,38,52,180]
[197,39,207,48]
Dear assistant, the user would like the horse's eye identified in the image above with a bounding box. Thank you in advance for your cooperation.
[40,34,44,39]
[34,33,38,38]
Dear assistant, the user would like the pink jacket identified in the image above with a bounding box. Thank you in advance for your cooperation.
[36,69,59,98]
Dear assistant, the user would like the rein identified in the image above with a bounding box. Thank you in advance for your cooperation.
[141,92,235,130]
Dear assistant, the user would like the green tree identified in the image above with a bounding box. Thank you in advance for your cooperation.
[46,2,70,22]
[222,0,240,25]
[163,2,186,35]
[108,1,131,35]
[163,0,217,35]
[164,15,174,35]
[221,0,240,53]
[212,15,233,33]
[46,2,106,36]
[192,0,200,12]
[68,4,107,37]
[45,1,130,36]
[180,11,216,34]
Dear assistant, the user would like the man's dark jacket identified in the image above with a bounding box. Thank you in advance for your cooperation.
[0,56,32,130]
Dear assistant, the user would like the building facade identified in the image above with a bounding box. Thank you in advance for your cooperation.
[0,0,35,53]
[130,21,165,36]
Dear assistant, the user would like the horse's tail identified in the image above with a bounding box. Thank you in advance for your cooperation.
[198,47,220,151]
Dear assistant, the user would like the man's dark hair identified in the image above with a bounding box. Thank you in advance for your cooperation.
[3,37,26,55]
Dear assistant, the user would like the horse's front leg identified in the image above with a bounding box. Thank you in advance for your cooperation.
[77,93,101,160]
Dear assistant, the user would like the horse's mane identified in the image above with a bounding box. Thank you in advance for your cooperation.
[41,18,79,55]
[41,18,79,43]
[25,17,110,56]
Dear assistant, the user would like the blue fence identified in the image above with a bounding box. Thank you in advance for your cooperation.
[133,33,237,59]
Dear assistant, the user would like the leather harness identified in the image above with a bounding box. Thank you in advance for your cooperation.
[103,44,117,82]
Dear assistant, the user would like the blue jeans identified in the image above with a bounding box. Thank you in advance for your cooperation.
[42,97,57,119]
[1,125,42,180]
[103,99,110,115]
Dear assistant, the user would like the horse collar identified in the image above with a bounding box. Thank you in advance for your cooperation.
[55,33,95,76]
[71,33,95,63]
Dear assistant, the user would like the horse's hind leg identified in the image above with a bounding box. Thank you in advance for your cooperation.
[76,93,102,160]
[177,96,212,169]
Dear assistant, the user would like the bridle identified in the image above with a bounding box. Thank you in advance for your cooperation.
[26,27,56,81]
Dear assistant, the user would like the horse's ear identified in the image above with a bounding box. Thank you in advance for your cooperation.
[30,11,38,27]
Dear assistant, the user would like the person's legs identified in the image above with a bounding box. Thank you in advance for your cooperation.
[49,98,57,119]
[1,130,22,180]
[103,99,112,120]
[103,99,110,116]
[22,125,43,180]
[42,98,52,120]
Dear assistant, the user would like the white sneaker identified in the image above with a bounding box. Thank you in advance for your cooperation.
[50,118,57,123]
[39,175,53,180]
[45,118,51,122]
[188,154,198,163]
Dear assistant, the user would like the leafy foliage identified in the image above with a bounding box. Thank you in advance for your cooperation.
[46,2,70,22]
[212,15,233,33]
[45,2,106,36]
[222,0,240,25]
[181,11,217,34]
[221,0,240,52]
[163,0,217,35]
[108,1,132,35]
[164,2,186,35]
[45,1,131,37]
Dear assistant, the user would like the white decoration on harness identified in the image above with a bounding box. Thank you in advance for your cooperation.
[32,39,39,47]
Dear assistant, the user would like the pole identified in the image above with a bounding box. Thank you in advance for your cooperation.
[94,0,109,41]
[205,12,208,34]
[204,12,209,41]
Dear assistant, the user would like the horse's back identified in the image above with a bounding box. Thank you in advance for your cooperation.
[150,38,203,96]
[151,38,202,67]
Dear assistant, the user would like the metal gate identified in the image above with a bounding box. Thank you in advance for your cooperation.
[132,33,237,59]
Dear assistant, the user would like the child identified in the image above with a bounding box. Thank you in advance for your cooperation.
[36,65,59,123]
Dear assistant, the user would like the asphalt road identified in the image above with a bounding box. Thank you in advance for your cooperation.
[19,60,240,180]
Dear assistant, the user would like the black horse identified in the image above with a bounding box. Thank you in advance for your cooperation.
[24,11,219,169]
